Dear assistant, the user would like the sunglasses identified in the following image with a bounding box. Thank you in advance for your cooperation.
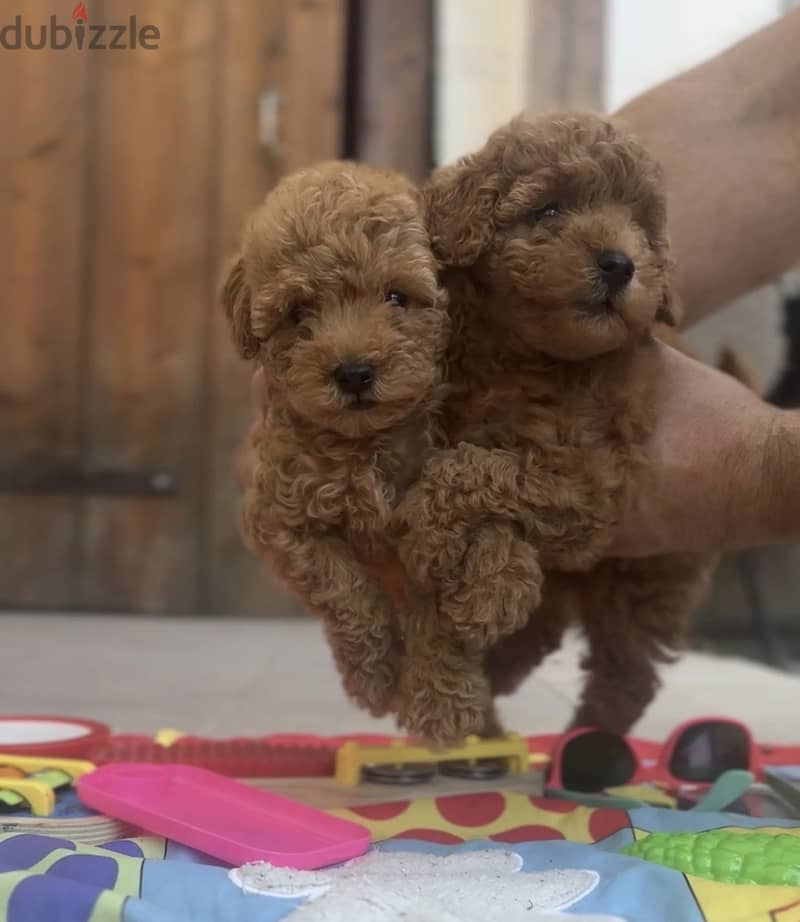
[547,718,760,794]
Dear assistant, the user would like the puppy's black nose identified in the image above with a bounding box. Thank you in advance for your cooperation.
[333,362,375,395]
[596,249,635,293]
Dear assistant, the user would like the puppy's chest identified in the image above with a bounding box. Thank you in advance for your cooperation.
[448,373,648,457]
[282,425,433,538]
[347,427,434,533]
[297,460,393,537]
[373,423,435,494]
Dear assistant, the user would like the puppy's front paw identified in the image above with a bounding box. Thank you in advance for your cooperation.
[395,504,467,588]
[396,665,489,746]
[343,659,399,718]
[443,579,539,650]
[570,686,652,736]
[398,536,467,590]
[400,690,486,747]
[442,532,542,648]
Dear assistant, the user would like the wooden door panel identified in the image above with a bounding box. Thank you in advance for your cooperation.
[78,0,216,611]
[1,0,350,613]
[0,0,88,607]
[563,0,605,108]
[528,0,605,111]
[209,0,293,616]
[284,0,347,173]
[209,0,347,615]
[350,0,433,181]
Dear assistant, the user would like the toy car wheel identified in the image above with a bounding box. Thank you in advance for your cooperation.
[438,757,508,780]
[362,762,437,784]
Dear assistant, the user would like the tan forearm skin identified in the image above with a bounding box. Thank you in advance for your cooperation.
[616,7,800,325]
[763,410,800,547]
[609,346,800,557]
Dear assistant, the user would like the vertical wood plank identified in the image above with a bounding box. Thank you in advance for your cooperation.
[283,0,347,172]
[435,0,529,165]
[78,1,216,611]
[528,0,606,112]
[209,0,347,614]
[208,0,296,616]
[350,0,433,181]
[527,0,566,112]
[564,0,605,109]
[0,0,87,607]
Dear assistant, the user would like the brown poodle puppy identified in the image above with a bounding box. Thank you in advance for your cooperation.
[222,161,441,720]
[222,161,536,742]
[403,111,717,734]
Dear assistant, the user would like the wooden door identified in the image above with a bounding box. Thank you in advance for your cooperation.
[0,0,603,614]
[0,0,347,614]
[0,0,88,609]
[527,0,605,111]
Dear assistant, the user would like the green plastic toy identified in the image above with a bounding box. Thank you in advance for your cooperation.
[621,829,800,885]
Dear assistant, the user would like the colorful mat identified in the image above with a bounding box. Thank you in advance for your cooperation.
[2,794,800,921]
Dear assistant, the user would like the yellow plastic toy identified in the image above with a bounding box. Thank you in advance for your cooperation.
[153,728,188,747]
[0,753,95,779]
[0,779,57,816]
[0,753,95,816]
[334,734,530,786]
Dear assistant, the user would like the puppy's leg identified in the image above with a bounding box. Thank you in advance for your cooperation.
[484,574,573,700]
[397,595,491,745]
[397,445,542,645]
[439,521,542,648]
[570,554,714,733]
[252,525,399,716]
[306,545,399,717]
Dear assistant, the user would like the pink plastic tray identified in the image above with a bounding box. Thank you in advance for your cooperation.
[77,763,370,869]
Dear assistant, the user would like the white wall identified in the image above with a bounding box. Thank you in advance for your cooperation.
[436,0,783,165]
[435,0,529,165]
[604,0,787,381]
[605,0,781,111]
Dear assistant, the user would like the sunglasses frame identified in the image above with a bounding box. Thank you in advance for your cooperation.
[548,716,759,792]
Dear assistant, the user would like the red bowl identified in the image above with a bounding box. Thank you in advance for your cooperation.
[0,715,111,759]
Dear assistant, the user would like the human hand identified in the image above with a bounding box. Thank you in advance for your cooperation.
[608,343,792,557]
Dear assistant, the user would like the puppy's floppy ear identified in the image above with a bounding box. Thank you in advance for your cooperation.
[655,246,682,329]
[655,288,678,328]
[423,160,499,268]
[221,255,259,359]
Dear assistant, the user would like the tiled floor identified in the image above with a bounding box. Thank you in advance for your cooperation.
[5,612,800,742]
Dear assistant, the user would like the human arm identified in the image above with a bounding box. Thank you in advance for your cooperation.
[608,344,800,557]
[616,7,800,325]
[609,9,800,555]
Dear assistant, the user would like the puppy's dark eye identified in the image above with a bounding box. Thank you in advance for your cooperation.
[527,202,561,225]
[385,289,409,308]
[288,302,312,324]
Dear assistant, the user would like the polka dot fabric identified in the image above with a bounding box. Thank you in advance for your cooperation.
[336,792,632,845]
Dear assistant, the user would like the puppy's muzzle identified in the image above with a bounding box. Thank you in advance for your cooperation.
[333,362,375,397]
[595,249,635,295]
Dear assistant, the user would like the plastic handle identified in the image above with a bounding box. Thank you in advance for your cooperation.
[77,763,370,869]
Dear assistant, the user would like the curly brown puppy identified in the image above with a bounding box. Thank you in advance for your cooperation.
[222,160,533,742]
[222,161,443,719]
[412,111,717,734]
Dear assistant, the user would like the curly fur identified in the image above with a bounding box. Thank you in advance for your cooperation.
[408,111,721,734]
[225,116,737,743]
[222,161,533,742]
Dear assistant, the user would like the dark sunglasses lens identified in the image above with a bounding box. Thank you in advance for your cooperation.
[559,731,637,793]
[668,722,750,782]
